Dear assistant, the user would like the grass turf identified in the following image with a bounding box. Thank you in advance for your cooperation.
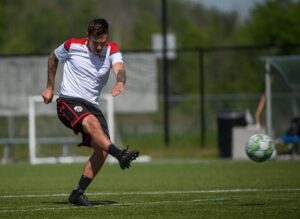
[0,159,299,218]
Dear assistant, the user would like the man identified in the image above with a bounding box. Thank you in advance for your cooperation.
[42,18,139,207]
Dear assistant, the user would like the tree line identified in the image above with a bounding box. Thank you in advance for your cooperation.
[0,0,300,94]
[1,0,300,53]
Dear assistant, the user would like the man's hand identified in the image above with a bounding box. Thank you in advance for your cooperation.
[42,88,54,104]
[111,82,125,97]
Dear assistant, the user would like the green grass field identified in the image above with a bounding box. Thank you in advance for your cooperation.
[0,159,300,218]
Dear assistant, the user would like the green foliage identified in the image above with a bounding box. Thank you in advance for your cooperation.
[130,14,160,49]
[0,0,100,53]
[243,0,300,46]
[1,0,299,51]
[0,0,241,54]
[0,0,299,95]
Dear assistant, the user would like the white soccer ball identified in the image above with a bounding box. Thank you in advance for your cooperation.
[245,134,274,162]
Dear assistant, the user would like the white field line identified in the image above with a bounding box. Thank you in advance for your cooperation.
[0,198,227,213]
[0,188,299,199]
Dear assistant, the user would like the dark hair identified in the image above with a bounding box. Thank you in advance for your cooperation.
[87,18,109,36]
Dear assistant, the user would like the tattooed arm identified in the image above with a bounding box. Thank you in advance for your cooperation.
[111,62,126,97]
[42,51,59,104]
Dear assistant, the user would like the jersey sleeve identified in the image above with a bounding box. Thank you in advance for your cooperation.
[54,39,72,62]
[110,52,124,65]
[108,42,124,64]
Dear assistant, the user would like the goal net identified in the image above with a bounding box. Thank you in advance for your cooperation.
[28,94,115,164]
[0,53,156,164]
[261,55,300,138]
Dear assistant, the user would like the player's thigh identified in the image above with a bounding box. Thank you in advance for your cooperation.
[82,114,102,134]
[93,110,110,139]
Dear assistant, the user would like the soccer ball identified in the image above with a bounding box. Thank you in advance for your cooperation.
[245,134,274,162]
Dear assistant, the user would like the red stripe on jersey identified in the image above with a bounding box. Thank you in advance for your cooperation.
[64,38,87,51]
[107,42,120,55]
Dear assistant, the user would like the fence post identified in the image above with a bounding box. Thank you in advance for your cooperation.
[162,0,170,146]
[199,49,206,147]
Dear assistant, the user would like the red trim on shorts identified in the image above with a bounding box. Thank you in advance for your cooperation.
[61,101,78,119]
[61,111,71,122]
[57,100,72,122]
[71,112,91,128]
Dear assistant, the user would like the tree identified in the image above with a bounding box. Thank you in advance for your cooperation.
[245,0,300,46]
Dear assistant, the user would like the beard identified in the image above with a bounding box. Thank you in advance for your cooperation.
[94,49,102,55]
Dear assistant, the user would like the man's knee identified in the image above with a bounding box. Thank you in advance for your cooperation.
[82,114,101,134]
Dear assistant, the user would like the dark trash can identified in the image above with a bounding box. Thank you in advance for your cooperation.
[217,111,247,158]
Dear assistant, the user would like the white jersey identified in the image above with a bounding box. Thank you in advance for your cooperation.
[54,38,123,106]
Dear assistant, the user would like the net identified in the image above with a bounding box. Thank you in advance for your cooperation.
[0,53,157,116]
[0,53,157,163]
[261,55,300,137]
[28,95,114,164]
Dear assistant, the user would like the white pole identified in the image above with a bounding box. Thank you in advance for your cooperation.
[265,61,272,138]
[28,96,37,164]
[105,94,115,143]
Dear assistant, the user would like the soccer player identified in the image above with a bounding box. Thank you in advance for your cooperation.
[42,18,139,206]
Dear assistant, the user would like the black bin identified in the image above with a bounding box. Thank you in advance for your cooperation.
[217,111,247,158]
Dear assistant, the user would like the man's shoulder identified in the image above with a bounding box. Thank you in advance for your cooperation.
[107,42,121,55]
[64,38,87,51]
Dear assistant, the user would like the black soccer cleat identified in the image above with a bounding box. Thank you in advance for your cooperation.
[118,147,139,170]
[68,189,93,207]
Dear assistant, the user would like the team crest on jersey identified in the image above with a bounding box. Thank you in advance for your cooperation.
[74,106,83,112]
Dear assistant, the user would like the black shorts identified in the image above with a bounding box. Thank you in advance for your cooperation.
[56,96,110,147]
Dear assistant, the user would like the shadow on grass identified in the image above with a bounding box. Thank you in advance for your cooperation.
[41,200,118,206]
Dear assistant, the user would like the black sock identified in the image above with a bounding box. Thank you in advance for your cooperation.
[108,144,122,159]
[75,175,92,193]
